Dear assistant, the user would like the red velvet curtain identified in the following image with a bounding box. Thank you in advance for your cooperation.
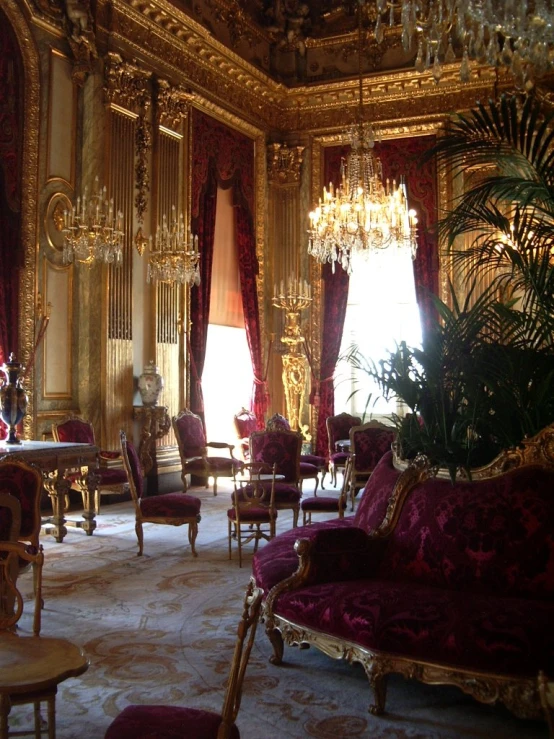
[190,110,266,424]
[0,10,23,366]
[313,136,438,457]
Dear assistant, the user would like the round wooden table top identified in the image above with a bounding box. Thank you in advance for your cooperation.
[0,634,89,696]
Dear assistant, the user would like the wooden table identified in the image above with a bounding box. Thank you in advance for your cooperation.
[335,439,351,452]
[0,633,89,739]
[0,440,98,543]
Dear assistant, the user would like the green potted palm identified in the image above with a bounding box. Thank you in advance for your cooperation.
[347,93,554,480]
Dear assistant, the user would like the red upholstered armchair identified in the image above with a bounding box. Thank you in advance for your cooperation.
[120,431,201,557]
[172,409,243,496]
[233,408,257,462]
[346,421,396,510]
[266,413,327,493]
[104,580,263,739]
[52,415,128,514]
[249,428,302,527]
[326,412,361,486]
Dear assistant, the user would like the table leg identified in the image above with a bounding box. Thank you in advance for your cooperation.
[43,471,69,543]
[47,694,56,739]
[78,464,97,536]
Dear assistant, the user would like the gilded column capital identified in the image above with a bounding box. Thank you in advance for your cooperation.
[267,143,305,188]
[103,51,152,113]
[155,79,194,132]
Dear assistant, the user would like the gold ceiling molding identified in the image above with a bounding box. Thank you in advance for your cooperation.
[155,79,194,131]
[267,143,305,188]
[103,50,152,113]
[203,0,265,49]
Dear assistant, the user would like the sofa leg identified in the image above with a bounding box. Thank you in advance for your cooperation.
[368,673,388,715]
[267,627,284,665]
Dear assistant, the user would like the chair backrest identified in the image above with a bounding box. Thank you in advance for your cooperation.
[0,458,44,548]
[0,492,43,635]
[218,579,263,738]
[249,429,301,483]
[234,408,257,440]
[172,409,207,460]
[349,421,396,473]
[52,414,96,445]
[266,413,291,431]
[233,463,277,518]
[326,413,361,455]
[120,431,144,507]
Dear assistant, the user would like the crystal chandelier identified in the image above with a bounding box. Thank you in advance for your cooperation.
[380,0,554,86]
[308,4,418,275]
[147,206,200,286]
[62,177,124,265]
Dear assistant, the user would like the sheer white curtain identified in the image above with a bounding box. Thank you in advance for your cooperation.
[203,187,253,444]
[334,245,422,420]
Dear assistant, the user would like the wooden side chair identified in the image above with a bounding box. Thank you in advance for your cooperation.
[265,413,327,493]
[249,428,302,528]
[233,408,258,462]
[52,414,128,514]
[120,431,201,557]
[0,457,44,598]
[228,462,277,567]
[347,421,396,510]
[104,579,263,739]
[173,409,243,495]
[325,412,361,486]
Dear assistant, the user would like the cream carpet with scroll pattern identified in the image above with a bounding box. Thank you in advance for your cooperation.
[12,478,548,739]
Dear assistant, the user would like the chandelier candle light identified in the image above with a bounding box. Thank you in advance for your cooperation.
[62,177,124,265]
[308,2,418,275]
[147,206,201,286]
[272,275,312,432]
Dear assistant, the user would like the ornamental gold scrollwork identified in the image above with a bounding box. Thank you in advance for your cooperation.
[155,79,194,131]
[267,143,305,187]
[62,0,98,86]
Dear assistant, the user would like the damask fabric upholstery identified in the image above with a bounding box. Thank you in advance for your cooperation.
[352,427,396,469]
[125,441,145,499]
[352,451,403,532]
[227,506,276,523]
[104,704,239,739]
[273,578,554,676]
[141,493,201,519]
[250,430,300,483]
[55,418,95,444]
[0,464,41,541]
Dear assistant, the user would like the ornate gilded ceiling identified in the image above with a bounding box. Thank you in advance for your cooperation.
[167,0,415,85]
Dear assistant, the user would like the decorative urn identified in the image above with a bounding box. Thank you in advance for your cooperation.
[137,361,164,407]
[0,353,28,444]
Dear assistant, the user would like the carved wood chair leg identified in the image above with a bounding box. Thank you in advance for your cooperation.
[228,519,233,560]
[33,701,41,739]
[135,520,144,556]
[188,520,198,557]
[321,470,326,490]
[368,673,388,715]
[267,627,284,665]
[292,507,299,527]
[212,476,217,496]
[313,477,319,496]
[47,695,55,739]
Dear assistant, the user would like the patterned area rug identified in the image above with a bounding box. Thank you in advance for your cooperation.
[12,478,548,738]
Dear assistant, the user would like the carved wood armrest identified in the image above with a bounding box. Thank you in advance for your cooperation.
[206,441,236,455]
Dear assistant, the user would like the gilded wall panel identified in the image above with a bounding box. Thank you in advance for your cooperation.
[42,259,72,398]
[47,50,76,186]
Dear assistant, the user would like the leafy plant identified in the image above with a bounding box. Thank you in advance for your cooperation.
[347,93,554,476]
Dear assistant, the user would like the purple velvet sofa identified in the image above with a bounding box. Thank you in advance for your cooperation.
[252,425,554,721]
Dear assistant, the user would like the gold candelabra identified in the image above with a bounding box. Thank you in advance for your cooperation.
[272,275,312,432]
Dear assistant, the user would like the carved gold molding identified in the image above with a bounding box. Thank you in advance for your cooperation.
[4,1,41,440]
[155,79,194,131]
[267,143,305,187]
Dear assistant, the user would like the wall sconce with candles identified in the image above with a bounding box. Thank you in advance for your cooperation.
[62,177,124,266]
[147,206,201,286]
[272,274,312,432]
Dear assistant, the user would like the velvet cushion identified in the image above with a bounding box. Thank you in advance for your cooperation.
[97,468,128,486]
[301,496,346,512]
[299,462,318,477]
[353,451,402,534]
[140,493,201,518]
[300,454,326,467]
[104,704,239,739]
[273,578,554,677]
[352,428,395,470]
[272,482,302,505]
[329,452,349,466]
[56,419,95,444]
[227,507,276,522]
[251,518,355,595]
[174,414,207,458]
[376,464,554,599]
[0,465,41,540]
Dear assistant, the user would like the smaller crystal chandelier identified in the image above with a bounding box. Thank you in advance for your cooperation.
[308,4,418,275]
[147,206,200,286]
[62,177,124,265]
